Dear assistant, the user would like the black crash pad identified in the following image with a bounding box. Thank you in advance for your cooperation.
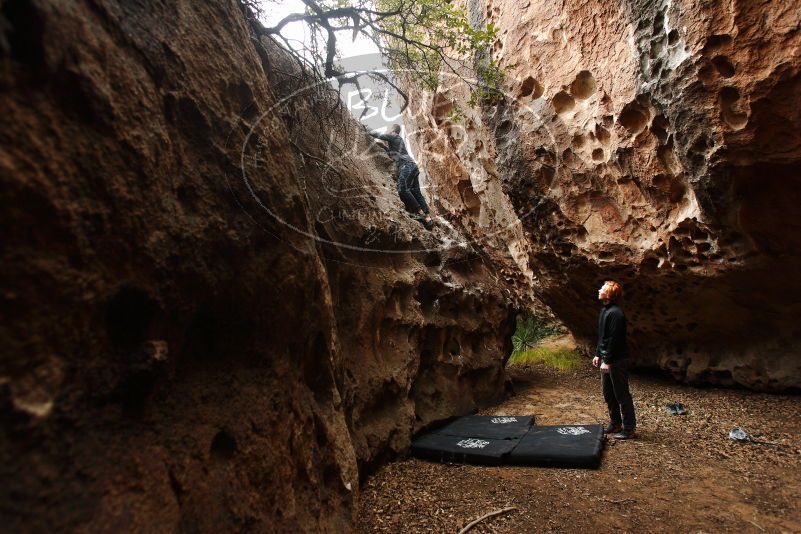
[410,432,520,465]
[508,424,604,468]
[432,415,535,440]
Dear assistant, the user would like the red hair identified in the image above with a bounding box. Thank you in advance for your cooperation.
[604,280,624,301]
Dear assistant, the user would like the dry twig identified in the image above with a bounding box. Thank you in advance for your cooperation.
[457,506,517,534]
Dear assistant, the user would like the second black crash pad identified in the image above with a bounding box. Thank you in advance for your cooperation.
[507,424,604,468]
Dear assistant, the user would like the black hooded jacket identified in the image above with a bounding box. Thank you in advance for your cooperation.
[597,302,628,364]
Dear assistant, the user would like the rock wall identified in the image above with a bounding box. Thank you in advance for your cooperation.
[408,0,801,390]
[0,1,517,531]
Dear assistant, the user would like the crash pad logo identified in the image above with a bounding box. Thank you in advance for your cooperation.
[556,427,591,436]
[456,438,491,449]
[490,417,518,424]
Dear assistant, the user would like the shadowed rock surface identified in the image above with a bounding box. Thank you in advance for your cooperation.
[0,1,520,530]
[408,0,801,390]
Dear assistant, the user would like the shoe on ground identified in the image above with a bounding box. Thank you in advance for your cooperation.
[613,428,636,440]
[665,402,687,416]
[604,423,622,434]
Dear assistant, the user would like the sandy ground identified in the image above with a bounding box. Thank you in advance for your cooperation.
[356,344,801,533]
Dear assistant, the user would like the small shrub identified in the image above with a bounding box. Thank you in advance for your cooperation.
[510,314,563,358]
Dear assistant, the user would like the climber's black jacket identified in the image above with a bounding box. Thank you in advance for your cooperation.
[369,131,409,161]
[597,303,628,364]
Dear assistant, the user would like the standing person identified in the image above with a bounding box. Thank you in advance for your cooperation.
[368,124,434,230]
[592,280,637,439]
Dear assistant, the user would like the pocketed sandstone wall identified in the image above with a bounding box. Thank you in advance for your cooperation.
[408,0,801,390]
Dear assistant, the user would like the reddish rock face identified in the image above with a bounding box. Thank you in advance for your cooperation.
[0,1,516,531]
[408,0,801,390]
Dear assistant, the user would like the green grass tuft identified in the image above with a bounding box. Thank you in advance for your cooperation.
[511,314,563,358]
[508,347,582,370]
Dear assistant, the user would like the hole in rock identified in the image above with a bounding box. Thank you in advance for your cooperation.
[457,180,481,217]
[210,430,237,460]
[651,60,663,77]
[106,287,159,350]
[519,76,543,99]
[595,125,611,145]
[650,114,669,142]
[415,284,439,314]
[652,174,670,189]
[650,36,666,59]
[690,226,708,241]
[657,145,681,175]
[571,134,586,149]
[592,148,604,161]
[703,34,732,52]
[718,86,748,130]
[669,181,687,202]
[552,91,575,114]
[446,338,461,357]
[690,135,711,154]
[569,70,596,100]
[423,251,442,268]
[667,30,679,45]
[618,102,649,135]
[496,119,513,137]
[653,11,665,34]
[711,56,735,78]
[641,257,660,270]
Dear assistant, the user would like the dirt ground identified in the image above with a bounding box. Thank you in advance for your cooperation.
[356,344,801,533]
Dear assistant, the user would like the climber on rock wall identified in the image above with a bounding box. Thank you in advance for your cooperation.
[368,124,435,230]
[593,280,637,440]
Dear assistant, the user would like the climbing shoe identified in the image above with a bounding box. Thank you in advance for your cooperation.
[604,423,622,434]
[612,428,637,440]
[413,214,434,230]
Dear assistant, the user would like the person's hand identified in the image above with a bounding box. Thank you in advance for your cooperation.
[592,356,600,367]
[600,362,610,371]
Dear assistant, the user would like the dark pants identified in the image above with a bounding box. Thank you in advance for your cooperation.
[602,359,636,430]
[397,161,429,215]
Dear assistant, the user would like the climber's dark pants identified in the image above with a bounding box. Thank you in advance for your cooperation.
[397,161,429,215]
[602,359,636,430]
